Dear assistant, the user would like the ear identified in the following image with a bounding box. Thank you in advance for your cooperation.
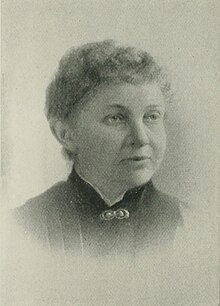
[49,119,75,150]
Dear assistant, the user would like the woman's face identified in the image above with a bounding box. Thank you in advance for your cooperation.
[68,83,166,189]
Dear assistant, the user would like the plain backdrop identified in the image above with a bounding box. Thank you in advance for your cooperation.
[1,1,219,305]
[2,0,219,211]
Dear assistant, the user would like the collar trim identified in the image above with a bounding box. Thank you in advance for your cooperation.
[75,170,126,207]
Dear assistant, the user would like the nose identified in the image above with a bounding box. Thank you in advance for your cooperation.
[128,120,150,147]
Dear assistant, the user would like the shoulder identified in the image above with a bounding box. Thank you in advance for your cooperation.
[12,180,78,244]
[13,181,67,219]
[155,189,186,213]
[144,184,187,226]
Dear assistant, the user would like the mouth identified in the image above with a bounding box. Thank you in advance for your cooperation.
[123,156,150,161]
[120,156,152,169]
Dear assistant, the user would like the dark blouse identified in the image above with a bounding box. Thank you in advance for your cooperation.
[13,168,183,257]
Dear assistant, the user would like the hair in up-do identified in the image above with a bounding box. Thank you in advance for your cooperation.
[45,40,172,122]
[45,40,172,160]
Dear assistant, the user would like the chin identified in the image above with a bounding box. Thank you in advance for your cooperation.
[125,169,155,188]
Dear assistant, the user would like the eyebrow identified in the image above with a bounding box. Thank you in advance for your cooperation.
[106,104,164,110]
[106,104,126,110]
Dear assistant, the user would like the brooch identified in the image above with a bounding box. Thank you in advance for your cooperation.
[100,209,130,220]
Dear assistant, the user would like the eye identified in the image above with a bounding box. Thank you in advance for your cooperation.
[104,114,125,125]
[144,111,163,123]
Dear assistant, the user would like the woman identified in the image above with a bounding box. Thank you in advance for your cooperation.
[14,40,183,257]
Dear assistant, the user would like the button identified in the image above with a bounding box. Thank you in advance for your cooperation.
[115,209,130,219]
[100,210,115,221]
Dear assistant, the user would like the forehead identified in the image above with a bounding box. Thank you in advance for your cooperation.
[84,83,165,112]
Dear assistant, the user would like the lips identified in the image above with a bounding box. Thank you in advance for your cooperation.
[122,156,150,161]
[120,155,152,170]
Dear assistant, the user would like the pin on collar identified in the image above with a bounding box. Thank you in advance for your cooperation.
[100,209,130,220]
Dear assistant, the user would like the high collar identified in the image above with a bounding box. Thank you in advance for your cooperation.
[75,170,126,207]
[67,167,155,214]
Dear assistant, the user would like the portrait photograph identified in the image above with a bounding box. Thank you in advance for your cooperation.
[1,1,219,305]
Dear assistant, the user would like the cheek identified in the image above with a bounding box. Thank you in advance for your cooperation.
[151,126,167,156]
[78,127,124,160]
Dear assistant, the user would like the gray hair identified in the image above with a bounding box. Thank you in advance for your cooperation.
[45,40,172,160]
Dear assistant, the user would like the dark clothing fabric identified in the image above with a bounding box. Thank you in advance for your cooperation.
[13,168,183,257]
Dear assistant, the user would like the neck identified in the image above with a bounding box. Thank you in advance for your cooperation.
[74,166,128,206]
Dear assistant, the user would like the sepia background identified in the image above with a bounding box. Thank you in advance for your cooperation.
[1,0,219,305]
[2,0,219,209]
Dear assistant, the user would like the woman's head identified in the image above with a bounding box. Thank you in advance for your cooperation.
[45,40,171,190]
